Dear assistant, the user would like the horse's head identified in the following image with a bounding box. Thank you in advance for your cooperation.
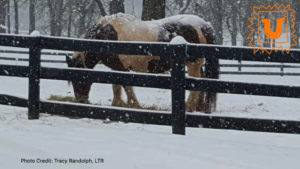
[66,52,92,104]
[65,23,118,103]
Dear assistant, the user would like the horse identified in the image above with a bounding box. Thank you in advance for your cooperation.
[66,13,219,113]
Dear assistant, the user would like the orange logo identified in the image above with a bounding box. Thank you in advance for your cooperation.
[248,4,297,54]
[261,17,285,40]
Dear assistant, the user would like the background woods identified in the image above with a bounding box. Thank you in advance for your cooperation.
[0,0,299,46]
[0,0,8,33]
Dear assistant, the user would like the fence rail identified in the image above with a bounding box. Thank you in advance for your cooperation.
[2,50,300,76]
[2,64,300,98]
[1,94,300,134]
[1,34,300,135]
[0,49,73,56]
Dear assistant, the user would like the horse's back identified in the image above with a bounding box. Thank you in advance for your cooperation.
[158,15,214,44]
[97,14,214,73]
[98,13,213,44]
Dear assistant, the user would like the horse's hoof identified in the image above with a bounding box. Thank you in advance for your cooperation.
[76,99,90,104]
[128,102,141,109]
[185,103,197,112]
[112,99,127,107]
[203,105,213,114]
[196,105,206,112]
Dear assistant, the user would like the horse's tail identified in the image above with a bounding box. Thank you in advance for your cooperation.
[201,23,219,79]
[200,23,219,113]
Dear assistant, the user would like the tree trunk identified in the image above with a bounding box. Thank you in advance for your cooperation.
[109,0,124,14]
[47,0,65,36]
[142,0,165,21]
[240,1,258,46]
[213,0,223,45]
[67,1,73,37]
[78,13,86,37]
[76,0,95,37]
[56,0,64,36]
[29,0,36,34]
[0,0,7,33]
[7,0,10,33]
[14,0,19,34]
[94,0,107,16]
[48,2,56,36]
[231,4,237,46]
[175,0,183,8]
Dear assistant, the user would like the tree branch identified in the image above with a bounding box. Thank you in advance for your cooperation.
[179,0,192,14]
[94,0,107,16]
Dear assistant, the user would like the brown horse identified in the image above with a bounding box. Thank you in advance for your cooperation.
[66,13,219,112]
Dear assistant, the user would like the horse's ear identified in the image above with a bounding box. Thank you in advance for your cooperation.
[66,55,72,66]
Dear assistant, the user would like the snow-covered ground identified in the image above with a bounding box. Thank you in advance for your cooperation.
[1,46,300,169]
[1,108,300,169]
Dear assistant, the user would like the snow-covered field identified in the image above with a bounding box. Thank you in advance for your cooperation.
[1,108,300,169]
[1,46,300,169]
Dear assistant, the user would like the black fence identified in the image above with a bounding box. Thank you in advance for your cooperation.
[2,49,300,76]
[1,34,300,135]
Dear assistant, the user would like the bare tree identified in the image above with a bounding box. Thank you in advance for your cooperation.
[166,0,192,15]
[13,0,19,34]
[142,0,165,20]
[67,0,73,37]
[75,0,95,36]
[94,0,107,16]
[178,0,192,14]
[109,0,124,14]
[6,0,11,33]
[29,0,36,33]
[238,0,259,46]
[47,0,67,36]
[193,0,224,45]
[225,1,238,46]
[0,0,7,33]
[209,0,224,45]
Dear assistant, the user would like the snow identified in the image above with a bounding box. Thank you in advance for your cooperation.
[1,46,300,168]
[158,14,210,27]
[98,13,212,39]
[99,13,137,24]
[170,36,188,44]
[0,24,7,30]
[30,30,41,36]
[99,13,210,26]
[1,106,300,169]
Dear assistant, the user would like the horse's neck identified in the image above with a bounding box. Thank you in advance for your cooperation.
[85,55,102,69]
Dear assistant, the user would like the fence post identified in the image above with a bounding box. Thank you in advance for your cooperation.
[280,63,284,76]
[28,38,41,119]
[171,45,186,135]
[238,60,242,72]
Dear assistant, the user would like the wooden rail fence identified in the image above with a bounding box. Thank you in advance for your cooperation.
[1,34,300,135]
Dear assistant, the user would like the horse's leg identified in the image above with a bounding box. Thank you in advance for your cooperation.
[197,91,206,112]
[186,59,204,112]
[196,66,206,112]
[123,86,141,108]
[112,84,127,107]
[201,57,220,113]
